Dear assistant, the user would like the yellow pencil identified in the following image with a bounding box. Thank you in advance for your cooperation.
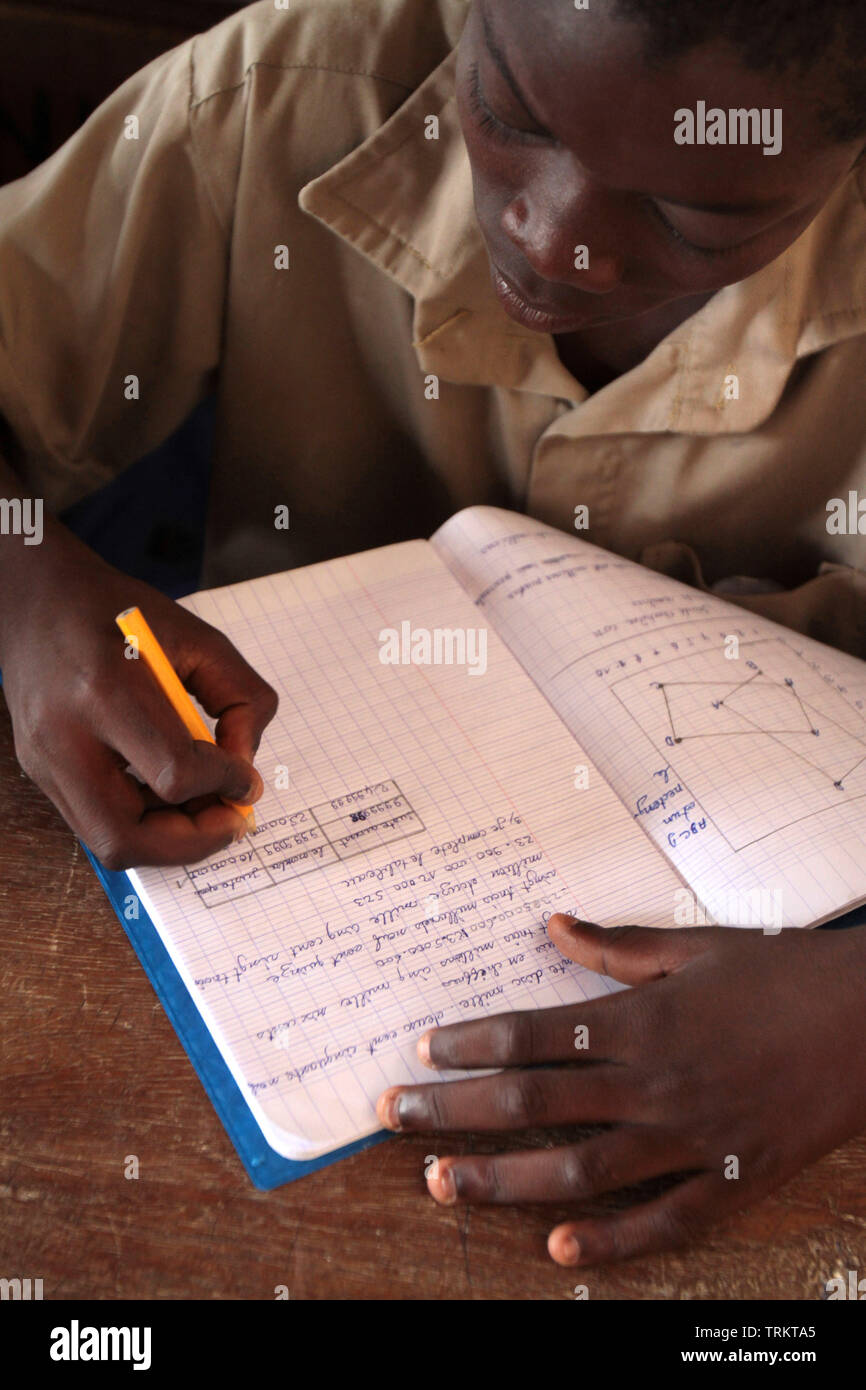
[115,606,256,833]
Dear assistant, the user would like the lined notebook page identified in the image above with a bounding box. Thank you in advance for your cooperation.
[432,508,866,929]
[128,539,684,1159]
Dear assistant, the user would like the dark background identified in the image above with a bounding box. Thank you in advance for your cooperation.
[0,0,244,184]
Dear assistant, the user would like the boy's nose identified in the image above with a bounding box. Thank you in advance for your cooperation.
[501,193,624,294]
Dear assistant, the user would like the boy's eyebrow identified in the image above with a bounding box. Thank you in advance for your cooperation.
[480,0,551,132]
[479,0,792,221]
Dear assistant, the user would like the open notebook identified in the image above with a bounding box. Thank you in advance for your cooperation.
[96,506,866,1179]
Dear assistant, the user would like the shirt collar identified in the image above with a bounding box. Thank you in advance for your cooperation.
[299,50,866,435]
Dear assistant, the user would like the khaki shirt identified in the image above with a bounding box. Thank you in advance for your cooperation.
[1,0,865,655]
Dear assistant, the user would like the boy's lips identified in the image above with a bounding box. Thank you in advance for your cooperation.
[491,263,596,333]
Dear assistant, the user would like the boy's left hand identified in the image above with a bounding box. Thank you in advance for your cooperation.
[376,914,866,1266]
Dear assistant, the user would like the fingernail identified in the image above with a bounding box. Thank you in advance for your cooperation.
[427,1160,456,1205]
[561,1235,581,1264]
[242,771,264,801]
[417,1031,436,1068]
[376,1087,404,1132]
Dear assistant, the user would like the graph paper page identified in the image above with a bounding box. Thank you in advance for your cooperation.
[128,539,683,1159]
[432,508,866,930]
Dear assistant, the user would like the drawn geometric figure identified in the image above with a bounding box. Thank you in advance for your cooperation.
[614,637,866,851]
[661,666,866,790]
[724,679,818,735]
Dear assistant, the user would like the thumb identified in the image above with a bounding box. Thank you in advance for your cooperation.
[182,634,279,766]
[547,914,714,985]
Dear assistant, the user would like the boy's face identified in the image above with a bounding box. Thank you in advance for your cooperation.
[457,0,863,334]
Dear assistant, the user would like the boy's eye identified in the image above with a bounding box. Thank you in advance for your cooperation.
[468,61,550,144]
[467,55,755,264]
[648,201,750,260]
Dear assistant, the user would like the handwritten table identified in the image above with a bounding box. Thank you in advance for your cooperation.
[1,699,864,1300]
[185,781,424,908]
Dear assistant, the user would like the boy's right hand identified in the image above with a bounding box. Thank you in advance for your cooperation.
[0,528,278,869]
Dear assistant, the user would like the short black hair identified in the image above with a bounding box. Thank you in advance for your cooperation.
[613,0,866,143]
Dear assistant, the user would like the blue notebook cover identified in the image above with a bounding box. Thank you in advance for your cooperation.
[82,846,389,1189]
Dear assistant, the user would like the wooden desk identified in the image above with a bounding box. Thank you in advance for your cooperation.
[1,698,864,1300]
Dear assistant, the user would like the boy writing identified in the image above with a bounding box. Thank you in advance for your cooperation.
[0,0,864,1266]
